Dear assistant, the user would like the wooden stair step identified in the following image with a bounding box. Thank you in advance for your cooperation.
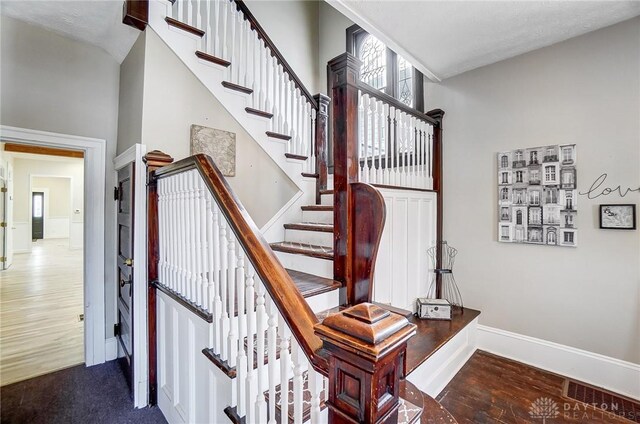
[301,205,332,212]
[245,107,273,119]
[266,131,291,141]
[284,153,308,161]
[400,380,457,424]
[283,222,333,233]
[270,241,333,260]
[286,269,341,298]
[165,17,205,37]
[264,371,327,424]
[195,50,230,67]
[222,81,253,94]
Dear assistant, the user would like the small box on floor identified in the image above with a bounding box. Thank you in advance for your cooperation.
[417,298,452,320]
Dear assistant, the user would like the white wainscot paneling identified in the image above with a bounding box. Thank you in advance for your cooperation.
[157,291,232,424]
[373,189,437,311]
[69,221,83,250]
[44,217,69,239]
[12,221,31,253]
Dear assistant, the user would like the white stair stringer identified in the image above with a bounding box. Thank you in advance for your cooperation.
[149,1,316,229]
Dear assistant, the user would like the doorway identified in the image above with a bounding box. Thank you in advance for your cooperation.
[31,191,44,240]
[0,143,85,385]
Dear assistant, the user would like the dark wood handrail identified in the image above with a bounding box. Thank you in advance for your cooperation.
[233,0,318,109]
[151,154,327,374]
[358,81,438,126]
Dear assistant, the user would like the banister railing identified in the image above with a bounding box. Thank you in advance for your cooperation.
[328,52,445,300]
[357,81,436,191]
[163,0,319,168]
[148,153,329,422]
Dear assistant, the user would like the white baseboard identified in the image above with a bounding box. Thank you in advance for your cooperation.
[105,337,118,361]
[407,317,478,397]
[477,325,640,401]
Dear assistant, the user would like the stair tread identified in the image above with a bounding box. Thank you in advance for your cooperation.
[405,306,481,375]
[284,222,333,232]
[301,205,332,211]
[195,50,230,67]
[301,172,319,179]
[319,189,333,195]
[284,153,308,161]
[222,81,253,94]
[270,241,333,260]
[245,107,273,119]
[286,269,340,297]
[165,17,205,37]
[266,131,292,141]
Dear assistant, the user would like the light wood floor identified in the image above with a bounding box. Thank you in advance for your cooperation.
[0,239,84,386]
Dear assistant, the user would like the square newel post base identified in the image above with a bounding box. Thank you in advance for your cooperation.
[315,303,417,424]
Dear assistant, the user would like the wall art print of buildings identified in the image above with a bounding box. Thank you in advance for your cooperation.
[497,144,577,247]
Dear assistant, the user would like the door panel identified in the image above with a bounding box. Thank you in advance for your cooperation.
[116,163,134,389]
[32,192,44,240]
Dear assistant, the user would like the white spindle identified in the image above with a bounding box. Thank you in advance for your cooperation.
[244,264,256,423]
[221,0,229,61]
[195,174,204,306]
[267,298,278,424]
[308,369,323,424]
[219,218,229,361]
[236,250,247,417]
[278,319,291,424]
[227,237,238,368]
[259,45,267,111]
[255,280,268,423]
[212,205,222,354]
[177,0,183,23]
[291,343,304,424]
[196,0,202,50]
[186,0,193,27]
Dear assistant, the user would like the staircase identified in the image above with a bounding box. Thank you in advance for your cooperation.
[131,1,477,423]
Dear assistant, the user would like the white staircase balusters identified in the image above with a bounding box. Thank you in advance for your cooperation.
[194,173,204,307]
[219,218,229,362]
[291,343,304,424]
[278,318,291,424]
[227,237,238,368]
[236,250,247,418]
[266,296,278,424]
[254,279,268,423]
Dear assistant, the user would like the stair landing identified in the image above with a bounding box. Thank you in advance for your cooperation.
[405,307,480,375]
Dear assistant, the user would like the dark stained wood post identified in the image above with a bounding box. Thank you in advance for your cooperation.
[329,53,361,305]
[122,0,149,31]
[315,303,416,424]
[143,149,174,405]
[314,93,331,205]
[426,109,445,298]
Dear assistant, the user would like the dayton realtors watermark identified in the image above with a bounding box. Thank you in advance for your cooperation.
[529,397,637,422]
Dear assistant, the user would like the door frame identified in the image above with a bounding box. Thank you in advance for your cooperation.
[0,125,106,366]
[30,189,46,240]
[114,143,148,408]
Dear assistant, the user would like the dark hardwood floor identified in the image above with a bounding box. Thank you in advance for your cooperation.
[437,350,634,423]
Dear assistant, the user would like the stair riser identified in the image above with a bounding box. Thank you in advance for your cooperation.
[275,251,333,279]
[305,289,340,314]
[284,229,333,247]
[301,210,333,224]
[320,193,333,206]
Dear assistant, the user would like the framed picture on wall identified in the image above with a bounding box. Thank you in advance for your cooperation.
[599,204,636,230]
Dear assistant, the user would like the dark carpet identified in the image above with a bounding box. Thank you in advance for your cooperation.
[1,360,167,424]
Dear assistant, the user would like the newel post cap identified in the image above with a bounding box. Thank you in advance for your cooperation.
[314,303,416,361]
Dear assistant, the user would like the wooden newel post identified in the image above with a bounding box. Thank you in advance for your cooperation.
[315,303,416,424]
[143,149,174,405]
[329,53,362,304]
[425,109,445,298]
[314,93,331,204]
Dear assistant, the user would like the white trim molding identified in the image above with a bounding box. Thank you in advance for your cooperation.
[114,143,148,408]
[477,325,640,401]
[0,125,107,367]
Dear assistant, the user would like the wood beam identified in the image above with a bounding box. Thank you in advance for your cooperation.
[3,143,84,159]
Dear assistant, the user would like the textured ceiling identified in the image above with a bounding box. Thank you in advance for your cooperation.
[0,0,140,63]
[331,1,640,81]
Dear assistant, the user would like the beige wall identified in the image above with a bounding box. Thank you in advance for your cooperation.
[318,1,354,95]
[133,29,298,229]
[246,0,320,94]
[425,18,640,363]
[30,177,71,219]
[1,15,120,337]
[117,32,145,155]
